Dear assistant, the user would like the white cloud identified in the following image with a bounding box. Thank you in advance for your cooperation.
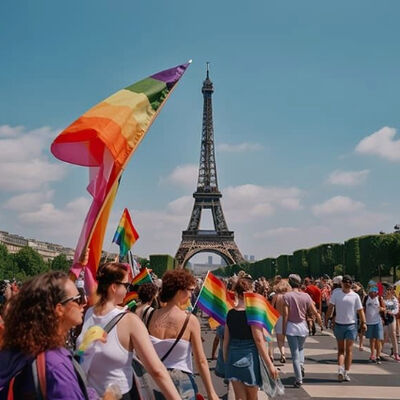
[4,190,55,211]
[161,164,198,188]
[254,227,299,239]
[0,125,66,191]
[0,125,25,136]
[217,142,263,153]
[222,184,302,222]
[327,169,369,186]
[18,197,91,244]
[355,126,400,161]
[312,196,365,216]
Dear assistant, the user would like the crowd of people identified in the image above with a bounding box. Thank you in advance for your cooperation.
[0,267,399,399]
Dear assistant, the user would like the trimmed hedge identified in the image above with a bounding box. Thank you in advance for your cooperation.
[149,254,176,277]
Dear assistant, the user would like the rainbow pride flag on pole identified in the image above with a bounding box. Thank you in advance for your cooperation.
[113,208,139,258]
[51,61,191,297]
[131,268,152,286]
[194,271,230,325]
[244,292,280,334]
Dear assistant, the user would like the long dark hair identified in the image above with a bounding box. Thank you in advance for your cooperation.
[1,271,68,355]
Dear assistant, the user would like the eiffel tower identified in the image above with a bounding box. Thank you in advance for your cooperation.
[175,64,245,269]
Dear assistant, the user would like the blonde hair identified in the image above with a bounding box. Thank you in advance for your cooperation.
[273,279,291,294]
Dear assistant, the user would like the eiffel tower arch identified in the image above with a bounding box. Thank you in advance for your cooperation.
[175,64,245,269]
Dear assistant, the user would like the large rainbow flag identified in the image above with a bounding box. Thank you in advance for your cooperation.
[113,208,139,258]
[51,62,191,297]
[195,271,230,325]
[131,268,152,286]
[244,292,280,334]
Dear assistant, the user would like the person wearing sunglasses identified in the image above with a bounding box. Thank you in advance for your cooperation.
[326,274,367,382]
[76,262,181,400]
[0,271,104,399]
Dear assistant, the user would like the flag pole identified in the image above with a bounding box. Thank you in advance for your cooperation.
[79,61,192,262]
[192,270,209,311]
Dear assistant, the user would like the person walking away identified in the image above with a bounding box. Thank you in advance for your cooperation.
[282,274,322,388]
[304,277,322,336]
[223,277,278,400]
[146,269,219,400]
[326,275,367,382]
[135,282,159,324]
[77,262,181,400]
[271,279,292,363]
[363,286,385,363]
[382,284,400,361]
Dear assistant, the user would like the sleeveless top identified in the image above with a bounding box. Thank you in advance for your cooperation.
[76,307,133,395]
[149,335,193,373]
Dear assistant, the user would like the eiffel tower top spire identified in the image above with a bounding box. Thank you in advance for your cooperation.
[196,63,219,194]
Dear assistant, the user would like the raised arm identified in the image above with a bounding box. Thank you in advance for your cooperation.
[128,314,181,400]
[190,315,219,400]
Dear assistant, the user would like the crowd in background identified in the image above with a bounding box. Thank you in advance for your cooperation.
[0,267,399,400]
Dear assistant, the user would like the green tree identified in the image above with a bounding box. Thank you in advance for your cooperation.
[14,246,47,277]
[51,254,71,272]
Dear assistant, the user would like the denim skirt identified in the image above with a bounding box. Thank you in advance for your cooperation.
[225,339,261,387]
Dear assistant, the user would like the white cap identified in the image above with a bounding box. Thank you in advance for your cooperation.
[332,275,343,284]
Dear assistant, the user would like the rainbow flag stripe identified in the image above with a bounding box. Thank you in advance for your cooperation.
[123,291,138,305]
[113,208,139,257]
[131,268,152,286]
[52,62,191,170]
[196,272,229,325]
[244,292,280,334]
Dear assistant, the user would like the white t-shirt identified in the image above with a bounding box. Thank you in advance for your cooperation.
[364,296,382,325]
[329,289,362,324]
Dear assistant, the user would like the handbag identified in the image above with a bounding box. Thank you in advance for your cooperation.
[258,355,285,398]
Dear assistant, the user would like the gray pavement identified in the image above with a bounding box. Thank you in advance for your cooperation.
[194,315,400,399]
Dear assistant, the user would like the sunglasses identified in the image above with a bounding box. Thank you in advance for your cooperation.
[115,281,131,290]
[342,280,352,284]
[60,293,84,306]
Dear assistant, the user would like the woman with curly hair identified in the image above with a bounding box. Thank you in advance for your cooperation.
[146,269,219,400]
[223,277,278,400]
[0,271,100,399]
[76,262,181,400]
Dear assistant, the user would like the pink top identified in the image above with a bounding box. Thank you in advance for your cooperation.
[284,291,312,323]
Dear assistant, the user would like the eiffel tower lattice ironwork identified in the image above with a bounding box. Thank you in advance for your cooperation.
[175,65,245,268]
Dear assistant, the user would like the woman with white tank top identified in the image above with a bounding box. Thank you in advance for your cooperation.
[76,262,181,400]
[146,269,219,400]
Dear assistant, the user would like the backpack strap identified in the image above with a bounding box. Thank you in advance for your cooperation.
[71,357,89,400]
[32,352,46,400]
[161,311,191,362]
[7,377,15,400]
[146,308,155,330]
[141,305,152,323]
[103,311,128,334]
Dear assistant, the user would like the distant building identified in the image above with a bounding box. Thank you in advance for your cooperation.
[0,230,76,262]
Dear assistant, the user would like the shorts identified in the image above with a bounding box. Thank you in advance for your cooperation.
[154,369,196,400]
[365,322,384,340]
[334,323,357,341]
[225,339,261,387]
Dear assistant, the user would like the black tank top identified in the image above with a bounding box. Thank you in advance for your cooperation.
[227,309,253,340]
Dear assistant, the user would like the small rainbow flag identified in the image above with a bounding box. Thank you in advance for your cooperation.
[113,208,139,258]
[131,268,152,286]
[195,272,229,325]
[244,292,280,334]
[123,290,138,305]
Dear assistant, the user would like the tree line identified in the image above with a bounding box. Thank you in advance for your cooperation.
[213,233,400,285]
[0,244,71,281]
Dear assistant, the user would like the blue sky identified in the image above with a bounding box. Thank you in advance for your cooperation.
[1,1,400,262]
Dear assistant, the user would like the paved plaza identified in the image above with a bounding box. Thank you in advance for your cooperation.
[194,316,400,400]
